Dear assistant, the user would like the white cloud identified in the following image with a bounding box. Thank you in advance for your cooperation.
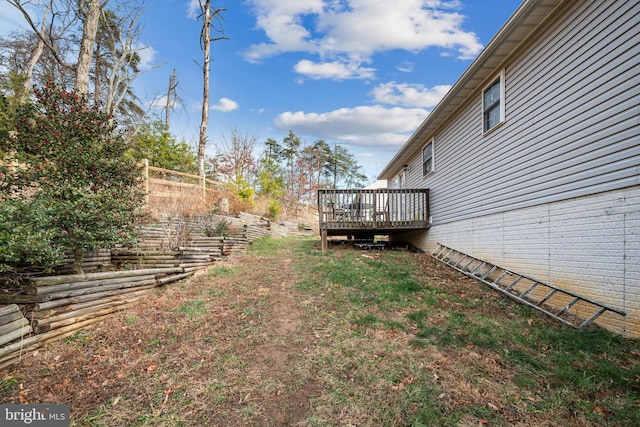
[242,0,325,62]
[397,62,414,73]
[294,59,375,80]
[186,0,202,19]
[274,104,427,148]
[244,0,483,73]
[136,44,157,71]
[371,82,451,108]
[212,97,239,112]
[149,94,180,110]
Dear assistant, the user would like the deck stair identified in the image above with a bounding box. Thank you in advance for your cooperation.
[431,243,625,329]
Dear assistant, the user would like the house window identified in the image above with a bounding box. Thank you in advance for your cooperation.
[422,140,434,176]
[483,69,505,133]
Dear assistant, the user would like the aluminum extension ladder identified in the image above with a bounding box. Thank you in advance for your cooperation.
[431,243,626,328]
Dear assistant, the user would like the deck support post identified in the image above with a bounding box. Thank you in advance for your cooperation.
[321,229,328,254]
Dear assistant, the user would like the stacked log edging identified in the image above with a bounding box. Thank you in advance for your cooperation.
[25,268,185,334]
[0,211,308,370]
[0,268,188,369]
[55,250,112,274]
[0,305,33,369]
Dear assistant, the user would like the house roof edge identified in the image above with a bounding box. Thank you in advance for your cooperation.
[377,0,564,180]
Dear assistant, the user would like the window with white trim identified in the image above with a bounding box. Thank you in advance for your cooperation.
[422,140,434,176]
[482,69,505,133]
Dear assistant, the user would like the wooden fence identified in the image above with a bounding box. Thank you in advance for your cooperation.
[138,160,227,217]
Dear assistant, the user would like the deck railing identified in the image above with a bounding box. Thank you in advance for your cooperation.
[317,188,429,232]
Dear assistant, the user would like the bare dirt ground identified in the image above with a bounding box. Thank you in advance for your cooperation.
[1,238,637,426]
[0,244,327,425]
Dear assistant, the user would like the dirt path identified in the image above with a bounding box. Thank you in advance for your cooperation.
[0,248,322,426]
[3,241,636,426]
[230,255,320,425]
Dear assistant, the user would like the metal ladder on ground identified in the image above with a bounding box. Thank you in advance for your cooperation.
[431,243,626,328]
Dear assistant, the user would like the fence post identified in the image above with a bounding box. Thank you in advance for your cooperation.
[201,174,206,205]
[142,158,149,206]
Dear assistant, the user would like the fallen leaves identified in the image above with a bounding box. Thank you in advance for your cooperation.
[594,405,612,416]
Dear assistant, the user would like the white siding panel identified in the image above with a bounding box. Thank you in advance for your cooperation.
[414,0,640,225]
[422,186,640,337]
[402,1,640,337]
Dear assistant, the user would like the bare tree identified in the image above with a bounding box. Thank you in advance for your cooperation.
[6,0,111,95]
[6,0,78,78]
[197,0,227,180]
[165,68,179,128]
[212,127,257,192]
[100,3,145,120]
[22,7,49,98]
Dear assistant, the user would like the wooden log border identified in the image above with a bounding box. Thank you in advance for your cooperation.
[0,213,269,370]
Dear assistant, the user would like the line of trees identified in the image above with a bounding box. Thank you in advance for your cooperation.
[208,129,368,217]
[0,1,369,272]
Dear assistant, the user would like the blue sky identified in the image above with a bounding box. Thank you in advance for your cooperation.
[1,0,522,182]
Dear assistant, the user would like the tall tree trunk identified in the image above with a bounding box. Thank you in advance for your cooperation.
[22,8,50,99]
[76,0,102,95]
[24,37,44,98]
[166,68,177,129]
[198,2,211,181]
[198,1,227,181]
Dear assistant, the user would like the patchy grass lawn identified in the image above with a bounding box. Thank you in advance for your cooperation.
[1,236,638,426]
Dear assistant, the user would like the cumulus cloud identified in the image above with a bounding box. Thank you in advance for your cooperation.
[244,0,483,74]
[274,105,427,148]
[148,94,180,110]
[212,98,239,112]
[242,0,325,62]
[371,82,451,108]
[136,44,158,71]
[294,59,375,80]
[397,62,414,73]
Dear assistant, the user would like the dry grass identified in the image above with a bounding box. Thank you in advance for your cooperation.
[0,237,637,426]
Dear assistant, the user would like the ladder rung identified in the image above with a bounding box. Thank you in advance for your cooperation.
[448,253,463,267]
[519,282,540,298]
[480,266,497,281]
[433,245,447,258]
[505,276,522,291]
[579,307,607,328]
[491,271,508,287]
[470,261,486,275]
[557,297,579,316]
[454,255,468,268]
[461,259,476,272]
[536,289,558,307]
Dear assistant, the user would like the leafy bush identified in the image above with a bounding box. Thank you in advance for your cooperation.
[0,199,65,272]
[1,81,145,272]
[267,199,281,219]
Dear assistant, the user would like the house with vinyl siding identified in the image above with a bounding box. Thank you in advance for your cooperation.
[377,0,640,337]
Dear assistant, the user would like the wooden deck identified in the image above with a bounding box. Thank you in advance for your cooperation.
[318,189,429,252]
